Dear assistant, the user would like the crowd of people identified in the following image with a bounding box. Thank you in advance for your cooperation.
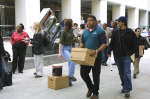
[0,15,148,99]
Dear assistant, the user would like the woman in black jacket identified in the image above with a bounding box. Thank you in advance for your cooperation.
[0,34,5,90]
[31,22,44,78]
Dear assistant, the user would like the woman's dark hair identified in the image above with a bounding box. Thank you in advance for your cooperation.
[135,28,141,32]
[80,24,85,29]
[88,15,97,21]
[19,23,24,30]
[64,19,72,30]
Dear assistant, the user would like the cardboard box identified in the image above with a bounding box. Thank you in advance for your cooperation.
[70,48,96,66]
[139,45,144,57]
[48,76,69,90]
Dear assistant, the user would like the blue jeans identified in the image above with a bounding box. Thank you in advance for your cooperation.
[115,56,132,92]
[2,58,7,72]
[101,47,108,64]
[61,45,75,82]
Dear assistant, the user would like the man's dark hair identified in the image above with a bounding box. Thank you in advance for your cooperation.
[88,15,97,21]
[135,28,141,32]
[80,24,85,29]
[19,23,24,30]
[98,20,101,23]
[74,23,78,26]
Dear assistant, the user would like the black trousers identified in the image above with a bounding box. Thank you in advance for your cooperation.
[0,58,3,89]
[0,58,2,78]
[80,53,101,95]
[12,43,26,73]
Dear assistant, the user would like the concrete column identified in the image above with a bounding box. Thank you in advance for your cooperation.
[0,6,5,25]
[61,0,81,25]
[145,11,149,26]
[112,4,126,20]
[139,10,149,27]
[92,0,107,24]
[15,0,40,37]
[128,8,139,29]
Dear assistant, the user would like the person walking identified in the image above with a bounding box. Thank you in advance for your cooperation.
[10,24,30,74]
[0,34,5,90]
[31,22,44,78]
[78,24,86,44]
[80,15,107,99]
[101,23,111,66]
[108,16,138,98]
[109,20,117,65]
[133,28,146,79]
[58,19,76,86]
[73,23,80,47]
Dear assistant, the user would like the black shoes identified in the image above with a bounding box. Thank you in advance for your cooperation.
[69,82,72,87]
[102,63,107,66]
[86,90,93,97]
[124,92,130,98]
[34,72,42,78]
[33,72,37,76]
[133,74,137,79]
[35,75,43,78]
[19,71,23,73]
[0,79,3,91]
[121,89,130,98]
[12,71,23,74]
[112,63,116,65]
[121,89,125,93]
[90,94,99,99]
[69,77,77,82]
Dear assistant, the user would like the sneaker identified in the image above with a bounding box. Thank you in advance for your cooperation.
[102,63,107,66]
[90,94,99,99]
[0,87,3,91]
[133,74,136,79]
[112,63,116,65]
[121,89,125,93]
[69,82,72,86]
[35,75,43,78]
[33,72,37,76]
[86,90,93,97]
[124,92,130,98]
[0,79,3,91]
[70,77,77,81]
[19,71,23,73]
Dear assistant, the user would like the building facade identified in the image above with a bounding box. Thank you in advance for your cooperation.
[1,0,150,37]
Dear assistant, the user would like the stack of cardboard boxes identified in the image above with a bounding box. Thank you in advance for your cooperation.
[48,65,69,90]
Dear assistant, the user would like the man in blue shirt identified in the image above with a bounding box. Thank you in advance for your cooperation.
[80,15,107,99]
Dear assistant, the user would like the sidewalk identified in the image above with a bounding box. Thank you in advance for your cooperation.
[0,50,150,99]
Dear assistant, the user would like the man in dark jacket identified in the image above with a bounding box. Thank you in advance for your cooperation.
[0,34,5,90]
[108,16,138,98]
[133,28,146,78]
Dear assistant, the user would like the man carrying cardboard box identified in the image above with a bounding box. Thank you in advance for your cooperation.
[80,15,107,99]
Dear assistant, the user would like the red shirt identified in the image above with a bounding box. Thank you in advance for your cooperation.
[10,31,30,46]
